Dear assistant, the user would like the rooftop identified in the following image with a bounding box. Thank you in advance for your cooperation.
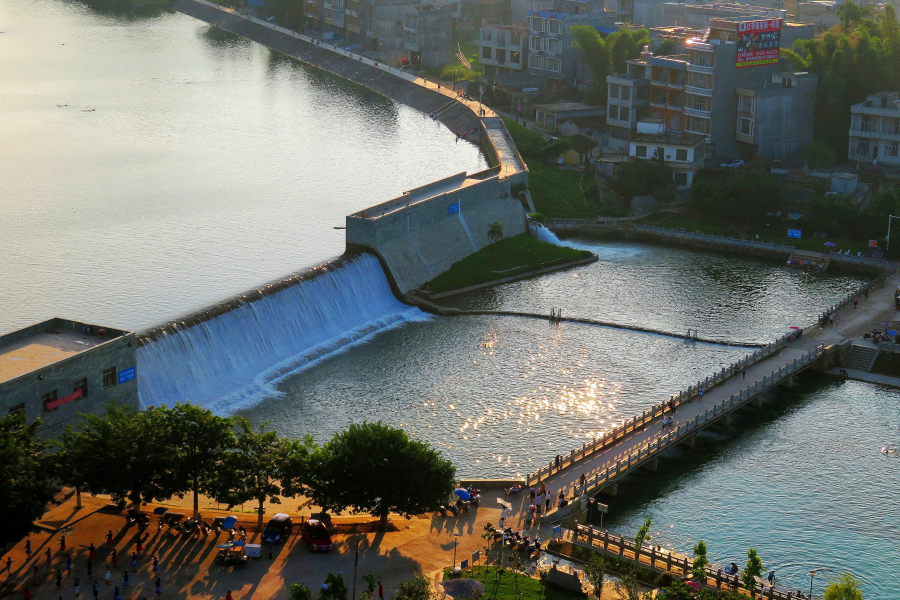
[0,319,128,384]
[532,101,604,113]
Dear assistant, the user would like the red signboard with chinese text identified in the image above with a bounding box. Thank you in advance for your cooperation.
[735,19,781,68]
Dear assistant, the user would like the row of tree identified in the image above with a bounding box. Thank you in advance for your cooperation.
[0,404,456,546]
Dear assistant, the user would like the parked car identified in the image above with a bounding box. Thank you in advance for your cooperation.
[721,159,745,168]
[261,513,293,545]
[301,519,333,552]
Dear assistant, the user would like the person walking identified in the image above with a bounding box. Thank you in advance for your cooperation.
[56,569,62,590]
[698,386,704,400]
[66,556,72,574]
[104,566,111,585]
[742,367,746,380]
[152,557,159,575]
[864,288,869,300]
[92,580,99,600]
[45,548,52,567]
[545,491,551,511]
[378,582,384,600]
[122,571,129,588]
[6,556,12,575]
[225,592,233,600]
[130,553,137,569]
[24,588,30,600]
[106,531,113,545]
[155,577,162,599]
[25,540,32,559]
[74,576,81,597]
[89,544,97,560]
[110,550,118,570]
[135,540,143,556]
[59,536,66,554]
[113,585,121,600]
[853,296,859,309]
[31,567,40,585]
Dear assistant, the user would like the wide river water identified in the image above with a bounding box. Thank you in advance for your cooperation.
[2,2,896,597]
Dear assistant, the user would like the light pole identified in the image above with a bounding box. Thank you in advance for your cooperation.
[452,533,461,568]
[809,567,835,600]
[887,214,900,252]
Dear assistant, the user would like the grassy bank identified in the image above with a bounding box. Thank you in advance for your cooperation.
[443,566,586,600]
[422,234,593,294]
[636,212,874,255]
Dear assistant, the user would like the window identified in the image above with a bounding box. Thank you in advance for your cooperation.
[674,172,688,186]
[861,116,875,132]
[656,147,665,160]
[856,139,869,156]
[635,145,647,158]
[549,19,562,34]
[889,141,899,157]
[676,148,688,161]
[528,54,543,70]
[739,117,753,136]
[548,38,561,53]
[510,51,521,65]
[529,16,544,32]
[620,106,629,121]
[9,403,25,415]
[481,46,492,59]
[608,104,619,120]
[511,32,521,46]
[103,367,117,389]
[893,118,900,134]
[670,115,680,130]
[74,378,88,398]
[547,58,561,73]
[42,390,58,413]
[738,95,753,114]
[529,36,545,52]
[496,49,506,64]
[609,84,619,100]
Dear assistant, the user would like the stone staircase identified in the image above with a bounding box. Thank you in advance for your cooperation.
[845,344,879,371]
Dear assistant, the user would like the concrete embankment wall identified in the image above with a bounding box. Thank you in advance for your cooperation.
[171,0,480,140]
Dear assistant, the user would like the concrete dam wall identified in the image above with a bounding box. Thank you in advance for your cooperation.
[173,0,530,294]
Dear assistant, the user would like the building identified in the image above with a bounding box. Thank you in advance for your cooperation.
[479,22,527,76]
[525,10,591,83]
[531,101,606,134]
[629,118,706,187]
[848,92,900,167]
[635,0,816,38]
[0,318,138,437]
[404,4,453,65]
[736,71,817,159]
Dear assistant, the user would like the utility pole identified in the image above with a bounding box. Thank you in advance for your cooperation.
[887,214,900,252]
[351,540,359,600]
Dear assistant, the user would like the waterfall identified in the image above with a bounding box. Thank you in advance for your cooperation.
[534,224,565,246]
[136,254,427,414]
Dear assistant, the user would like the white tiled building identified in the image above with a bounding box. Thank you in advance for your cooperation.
[848,92,900,166]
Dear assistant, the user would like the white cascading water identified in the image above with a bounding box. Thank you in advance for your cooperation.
[137,254,427,415]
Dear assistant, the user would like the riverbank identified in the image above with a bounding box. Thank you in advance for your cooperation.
[419,234,594,296]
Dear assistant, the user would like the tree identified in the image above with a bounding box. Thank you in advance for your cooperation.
[0,412,57,545]
[394,576,438,600]
[655,38,678,57]
[613,572,642,600]
[690,169,781,223]
[610,158,672,201]
[263,0,307,31]
[361,572,377,600]
[823,573,864,600]
[166,403,235,519]
[321,573,349,600]
[837,2,872,31]
[741,548,765,593]
[527,212,545,237]
[692,540,709,580]
[290,583,312,600]
[634,518,652,551]
[309,422,456,527]
[488,222,505,243]
[210,418,312,528]
[59,403,178,509]
[584,553,606,597]
[801,140,837,169]
[570,26,610,105]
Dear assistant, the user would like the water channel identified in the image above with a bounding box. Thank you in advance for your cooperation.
[2,2,896,596]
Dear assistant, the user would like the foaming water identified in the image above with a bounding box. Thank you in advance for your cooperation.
[137,255,427,413]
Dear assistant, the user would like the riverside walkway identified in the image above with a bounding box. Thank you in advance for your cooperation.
[526,268,899,508]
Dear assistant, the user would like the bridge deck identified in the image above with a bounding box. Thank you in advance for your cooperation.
[534,269,900,511]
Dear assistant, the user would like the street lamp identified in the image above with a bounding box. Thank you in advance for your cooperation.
[887,214,900,252]
[809,567,835,600]
[452,533,462,568]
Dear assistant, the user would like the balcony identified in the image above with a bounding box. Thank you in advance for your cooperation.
[684,127,710,137]
[650,101,667,109]
[685,85,712,97]
[684,107,711,118]
[650,79,668,87]
[687,63,714,74]
[667,104,684,111]
[848,128,900,142]
[667,82,684,90]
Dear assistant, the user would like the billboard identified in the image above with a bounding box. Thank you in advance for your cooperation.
[735,19,781,68]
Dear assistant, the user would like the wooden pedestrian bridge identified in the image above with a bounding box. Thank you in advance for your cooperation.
[524,275,889,508]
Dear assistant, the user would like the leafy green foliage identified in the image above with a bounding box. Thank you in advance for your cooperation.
[824,573,865,600]
[395,576,439,600]
[321,573,349,600]
[801,140,837,169]
[361,572,378,600]
[783,3,900,159]
[309,422,456,525]
[165,403,235,517]
[570,26,611,104]
[633,518,652,551]
[690,169,780,223]
[610,158,672,201]
[612,572,642,600]
[741,548,765,592]
[488,222,505,243]
[584,553,606,596]
[0,412,57,545]
[59,402,178,508]
[262,0,307,31]
[692,540,709,580]
[290,583,313,600]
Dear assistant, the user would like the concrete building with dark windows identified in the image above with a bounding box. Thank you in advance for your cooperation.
[526,10,591,83]
[848,92,900,167]
[404,3,453,65]
[479,22,527,76]
[0,318,138,437]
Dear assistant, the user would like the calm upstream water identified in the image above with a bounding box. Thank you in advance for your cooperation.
[0,0,486,333]
[2,2,893,595]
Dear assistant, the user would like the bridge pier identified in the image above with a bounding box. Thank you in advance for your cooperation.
[714,413,733,427]
[598,482,618,496]
[749,396,764,408]
[680,435,696,449]
[642,458,659,472]
[779,375,794,389]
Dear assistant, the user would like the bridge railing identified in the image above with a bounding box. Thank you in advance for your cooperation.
[573,524,799,599]
[525,273,888,487]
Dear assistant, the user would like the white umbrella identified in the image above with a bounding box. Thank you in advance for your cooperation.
[497,499,512,510]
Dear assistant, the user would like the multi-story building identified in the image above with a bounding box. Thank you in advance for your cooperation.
[635,0,816,37]
[404,4,453,65]
[0,318,138,438]
[848,92,900,167]
[479,22,527,76]
[606,67,650,144]
[525,10,591,83]
[606,19,818,160]
[629,118,706,187]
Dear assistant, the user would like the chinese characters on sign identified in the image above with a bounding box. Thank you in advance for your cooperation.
[735,19,781,68]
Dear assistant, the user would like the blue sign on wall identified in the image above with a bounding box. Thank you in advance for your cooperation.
[787,229,802,239]
[118,367,136,384]
[449,203,460,215]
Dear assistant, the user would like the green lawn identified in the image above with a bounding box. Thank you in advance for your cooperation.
[635,212,874,254]
[443,566,587,600]
[528,163,599,219]
[872,351,900,377]
[422,233,593,293]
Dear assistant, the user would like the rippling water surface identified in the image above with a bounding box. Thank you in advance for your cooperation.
[0,0,486,332]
